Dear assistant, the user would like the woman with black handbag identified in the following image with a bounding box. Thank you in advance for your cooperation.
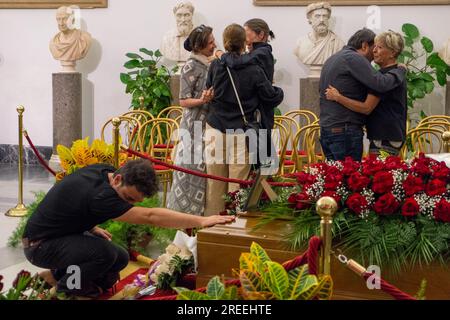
[203,23,284,216]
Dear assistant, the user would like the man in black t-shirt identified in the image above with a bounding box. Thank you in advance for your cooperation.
[23,159,234,298]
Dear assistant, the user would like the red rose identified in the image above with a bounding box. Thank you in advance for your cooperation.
[321,191,342,205]
[342,157,360,176]
[426,179,447,197]
[412,163,431,177]
[401,198,420,217]
[295,172,316,186]
[288,192,311,210]
[372,171,394,194]
[288,193,297,205]
[362,161,384,176]
[295,192,312,210]
[403,175,425,197]
[12,270,31,288]
[324,174,343,191]
[0,275,4,292]
[385,156,406,171]
[434,199,450,223]
[432,163,450,182]
[346,193,368,215]
[374,193,400,215]
[347,172,371,192]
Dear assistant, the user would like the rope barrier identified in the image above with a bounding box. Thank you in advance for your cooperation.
[23,131,57,176]
[146,236,322,300]
[335,251,417,300]
[123,147,255,186]
[362,272,416,300]
[125,147,297,188]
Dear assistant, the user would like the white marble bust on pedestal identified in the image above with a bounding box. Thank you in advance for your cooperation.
[294,1,344,77]
[49,6,92,73]
[160,2,194,68]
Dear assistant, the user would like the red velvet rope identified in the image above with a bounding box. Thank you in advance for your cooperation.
[125,147,297,188]
[362,272,416,300]
[124,147,254,186]
[23,131,57,176]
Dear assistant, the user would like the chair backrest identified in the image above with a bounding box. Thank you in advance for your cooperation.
[292,123,323,170]
[417,120,450,132]
[139,118,180,162]
[271,121,290,175]
[121,110,154,125]
[275,115,300,151]
[100,116,141,150]
[402,127,446,158]
[157,106,183,120]
[285,109,318,128]
[418,115,450,127]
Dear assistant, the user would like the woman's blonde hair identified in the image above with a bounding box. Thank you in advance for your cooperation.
[375,31,404,58]
[223,23,246,54]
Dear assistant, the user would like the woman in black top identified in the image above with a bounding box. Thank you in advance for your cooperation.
[218,19,277,160]
[325,31,407,156]
[204,23,284,216]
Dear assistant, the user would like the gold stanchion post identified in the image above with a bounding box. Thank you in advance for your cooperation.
[442,131,450,153]
[316,196,338,275]
[6,106,28,217]
[112,117,121,168]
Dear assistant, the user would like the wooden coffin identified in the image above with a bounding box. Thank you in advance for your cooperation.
[197,215,450,300]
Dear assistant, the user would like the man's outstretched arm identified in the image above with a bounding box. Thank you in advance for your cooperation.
[114,207,235,229]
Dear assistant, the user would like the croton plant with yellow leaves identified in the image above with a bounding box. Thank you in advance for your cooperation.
[56,137,128,180]
[174,242,333,300]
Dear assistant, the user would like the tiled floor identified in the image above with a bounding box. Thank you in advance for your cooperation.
[0,164,54,289]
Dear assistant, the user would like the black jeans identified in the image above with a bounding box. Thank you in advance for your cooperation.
[24,232,129,297]
[320,125,364,161]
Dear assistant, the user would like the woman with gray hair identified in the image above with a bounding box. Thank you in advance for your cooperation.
[325,30,407,156]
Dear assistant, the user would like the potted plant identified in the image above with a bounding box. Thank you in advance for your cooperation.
[399,23,450,116]
[120,49,178,116]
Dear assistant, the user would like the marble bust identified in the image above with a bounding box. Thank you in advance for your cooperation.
[160,2,194,66]
[439,38,450,66]
[294,2,344,76]
[49,6,92,72]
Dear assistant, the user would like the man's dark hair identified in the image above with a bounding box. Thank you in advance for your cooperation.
[113,159,158,197]
[347,28,376,49]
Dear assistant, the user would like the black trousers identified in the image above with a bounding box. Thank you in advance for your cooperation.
[24,232,129,297]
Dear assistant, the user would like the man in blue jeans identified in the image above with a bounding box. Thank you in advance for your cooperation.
[319,28,406,161]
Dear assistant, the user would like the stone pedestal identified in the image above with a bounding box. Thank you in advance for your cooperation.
[300,77,320,117]
[446,81,450,116]
[170,74,180,106]
[49,73,82,171]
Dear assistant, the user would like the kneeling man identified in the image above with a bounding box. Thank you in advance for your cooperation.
[23,159,234,297]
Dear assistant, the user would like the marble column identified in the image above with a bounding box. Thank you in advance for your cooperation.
[299,77,320,117]
[170,74,180,106]
[446,81,450,116]
[49,73,82,170]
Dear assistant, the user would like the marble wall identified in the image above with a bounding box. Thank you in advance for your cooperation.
[0,144,52,165]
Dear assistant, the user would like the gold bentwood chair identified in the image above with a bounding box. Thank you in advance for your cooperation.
[292,123,323,171]
[101,116,141,150]
[401,127,446,159]
[271,120,291,176]
[139,118,180,207]
[285,109,319,127]
[418,115,450,127]
[121,110,154,125]
[157,106,183,122]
